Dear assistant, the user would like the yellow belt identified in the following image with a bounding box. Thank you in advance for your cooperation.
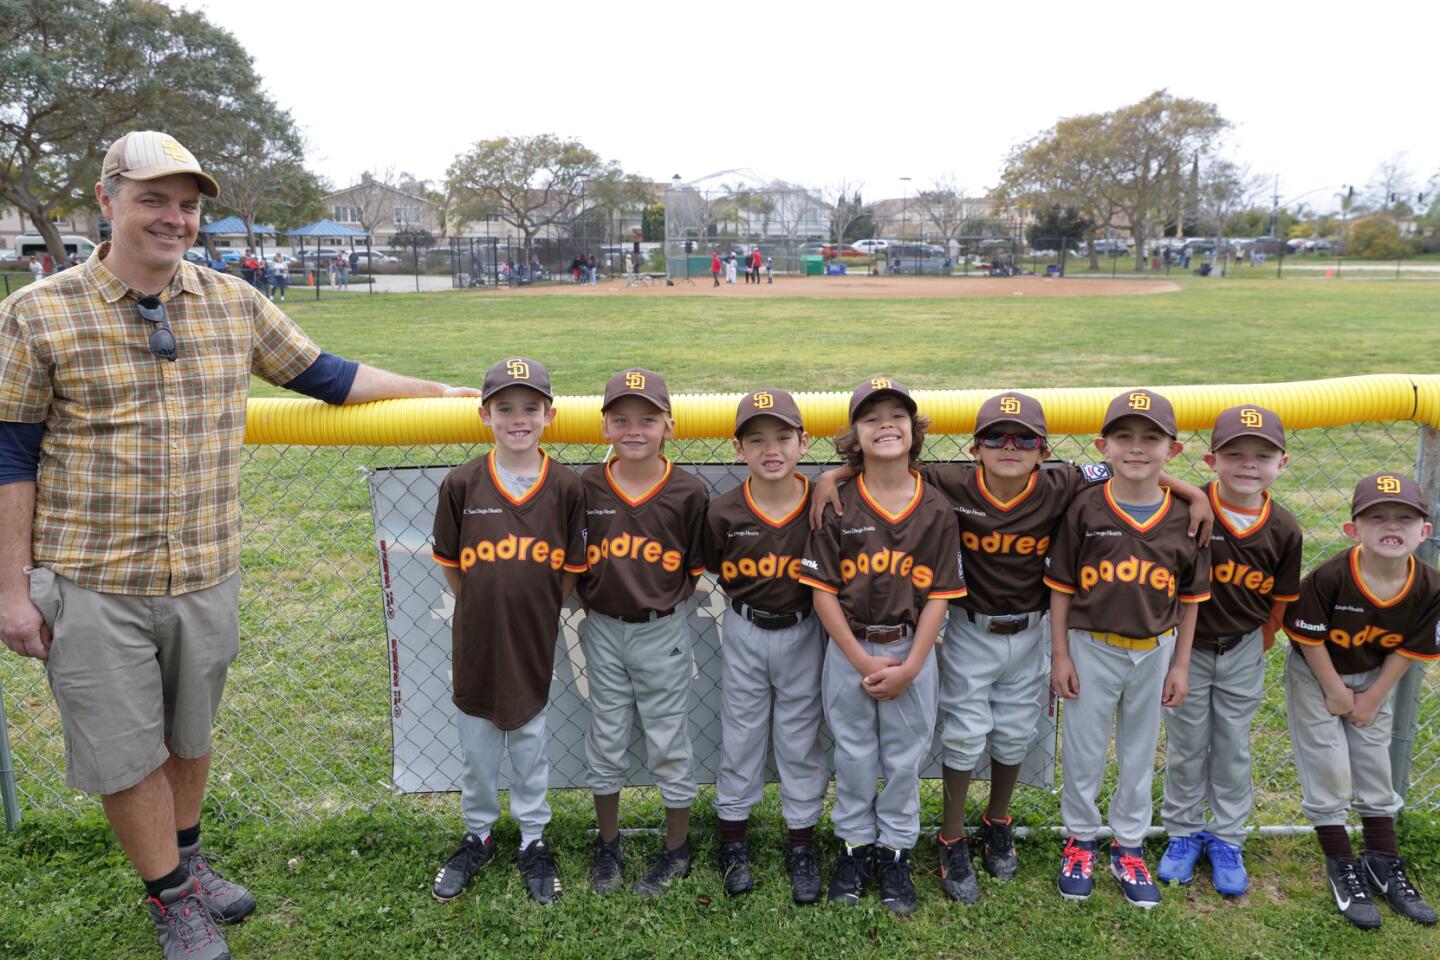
[1090,631,1163,651]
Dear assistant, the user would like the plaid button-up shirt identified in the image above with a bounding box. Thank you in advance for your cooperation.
[0,244,321,596]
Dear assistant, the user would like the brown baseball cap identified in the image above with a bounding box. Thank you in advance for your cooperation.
[1211,404,1286,452]
[101,131,220,198]
[481,356,552,403]
[1351,472,1429,520]
[735,387,804,435]
[974,391,1047,439]
[602,367,670,413]
[1101,388,1177,437]
[848,376,917,422]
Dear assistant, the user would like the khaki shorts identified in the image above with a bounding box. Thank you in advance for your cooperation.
[30,567,241,796]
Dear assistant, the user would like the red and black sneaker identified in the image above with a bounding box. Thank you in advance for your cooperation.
[1110,844,1161,909]
[1057,836,1097,901]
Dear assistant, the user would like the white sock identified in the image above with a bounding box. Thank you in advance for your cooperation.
[520,830,543,849]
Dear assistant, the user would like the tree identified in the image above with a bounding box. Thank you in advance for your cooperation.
[916,176,978,252]
[205,112,325,247]
[641,202,665,243]
[1025,206,1093,271]
[582,171,654,242]
[824,180,869,243]
[1366,152,1413,214]
[0,0,292,264]
[1348,218,1414,259]
[390,226,435,270]
[1195,160,1261,275]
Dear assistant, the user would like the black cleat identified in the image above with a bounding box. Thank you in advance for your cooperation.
[875,846,918,917]
[786,844,823,905]
[1361,852,1437,926]
[974,816,1019,882]
[719,841,754,896]
[432,833,495,902]
[590,836,625,896]
[938,835,980,904]
[827,843,874,905]
[1326,856,1382,929]
[517,839,562,905]
[634,842,691,897]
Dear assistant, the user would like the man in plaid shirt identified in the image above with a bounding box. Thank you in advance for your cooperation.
[0,131,478,960]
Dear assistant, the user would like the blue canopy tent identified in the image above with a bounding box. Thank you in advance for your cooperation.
[198,216,277,257]
[286,220,373,296]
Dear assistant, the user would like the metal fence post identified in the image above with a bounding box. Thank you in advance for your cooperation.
[1390,425,1440,802]
[1,685,20,830]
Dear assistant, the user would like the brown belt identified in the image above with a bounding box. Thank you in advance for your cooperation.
[964,609,1040,635]
[1195,633,1248,655]
[857,624,909,645]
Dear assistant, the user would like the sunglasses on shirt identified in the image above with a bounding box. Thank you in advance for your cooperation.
[977,431,1044,450]
[136,296,177,362]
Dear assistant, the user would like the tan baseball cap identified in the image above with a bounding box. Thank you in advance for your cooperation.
[101,131,220,198]
[734,388,804,435]
[1211,404,1286,452]
[1101,388,1177,437]
[1351,472,1429,520]
[848,376,917,422]
[481,357,553,403]
[602,368,670,413]
[974,391,1048,439]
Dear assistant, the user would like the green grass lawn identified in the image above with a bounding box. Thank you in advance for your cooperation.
[4,276,1440,959]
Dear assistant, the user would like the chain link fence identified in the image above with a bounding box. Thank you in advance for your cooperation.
[2,422,1436,833]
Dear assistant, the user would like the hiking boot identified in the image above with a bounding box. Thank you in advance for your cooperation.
[937,834,980,904]
[827,843,874,905]
[1157,833,1207,886]
[1361,852,1436,926]
[432,832,495,902]
[180,842,256,924]
[1325,856,1382,930]
[719,841,754,896]
[517,839,562,906]
[1057,837,1097,901]
[1205,836,1248,897]
[634,842,691,897]
[974,816,1019,882]
[785,844,822,904]
[147,878,231,960]
[875,847,918,917]
[590,836,625,896]
[1110,844,1161,909]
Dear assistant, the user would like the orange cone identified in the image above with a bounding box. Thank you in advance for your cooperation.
[307,271,314,285]
[1324,268,1333,279]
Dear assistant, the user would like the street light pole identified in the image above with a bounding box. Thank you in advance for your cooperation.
[899,176,911,274]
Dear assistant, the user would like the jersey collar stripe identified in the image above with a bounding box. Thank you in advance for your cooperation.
[856,470,923,524]
[976,466,1038,512]
[743,474,810,528]
[1210,483,1270,538]
[1349,547,1415,609]
[1103,480,1171,533]
[487,449,550,507]
[604,456,673,507]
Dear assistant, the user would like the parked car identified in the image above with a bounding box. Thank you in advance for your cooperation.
[823,243,862,258]
[851,238,889,254]
[0,249,18,263]
[1089,238,1131,255]
[799,242,829,256]
[349,250,397,268]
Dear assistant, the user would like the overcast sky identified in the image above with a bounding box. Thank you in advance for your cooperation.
[190,0,1438,213]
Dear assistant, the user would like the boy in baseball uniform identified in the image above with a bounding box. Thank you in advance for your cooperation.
[1284,472,1440,929]
[579,368,709,897]
[1159,406,1302,897]
[1045,389,1209,909]
[800,377,966,916]
[430,357,588,905]
[703,389,827,903]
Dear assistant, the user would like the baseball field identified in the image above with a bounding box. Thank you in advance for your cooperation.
[3,274,1440,959]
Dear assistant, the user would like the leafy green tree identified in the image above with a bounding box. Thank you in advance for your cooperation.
[1348,218,1412,259]
[1025,206,1093,256]
[641,202,665,242]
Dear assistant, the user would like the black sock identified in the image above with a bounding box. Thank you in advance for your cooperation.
[1361,817,1399,857]
[787,826,815,849]
[176,823,201,851]
[143,863,191,900]
[1316,825,1354,860]
[718,818,748,845]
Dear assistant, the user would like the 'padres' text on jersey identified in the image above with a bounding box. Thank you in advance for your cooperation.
[1285,547,1440,674]
[922,460,1109,615]
[432,451,588,729]
[703,475,813,614]
[1044,481,1210,638]
[578,458,709,620]
[800,472,966,635]
[1196,482,1303,639]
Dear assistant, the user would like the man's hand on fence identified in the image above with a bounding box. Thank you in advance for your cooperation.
[0,593,51,660]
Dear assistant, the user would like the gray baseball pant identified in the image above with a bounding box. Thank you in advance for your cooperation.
[1161,629,1265,846]
[939,611,1049,771]
[822,634,938,851]
[580,610,698,806]
[455,707,551,838]
[1060,629,1175,848]
[1283,645,1401,826]
[713,607,827,828]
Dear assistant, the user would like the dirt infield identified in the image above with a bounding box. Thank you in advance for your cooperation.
[516,275,1181,299]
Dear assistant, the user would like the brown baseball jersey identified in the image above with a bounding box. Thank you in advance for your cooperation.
[1284,547,1440,673]
[921,460,1111,615]
[1044,481,1211,638]
[432,451,588,729]
[800,471,967,635]
[704,475,813,614]
[1196,482,1303,639]
[578,458,709,619]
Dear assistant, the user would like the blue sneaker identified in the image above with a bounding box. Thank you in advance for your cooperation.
[1206,836,1248,897]
[1057,837,1097,901]
[1110,845,1161,909]
[1158,833,1207,885]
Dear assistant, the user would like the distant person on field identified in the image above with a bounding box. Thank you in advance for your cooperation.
[268,254,289,301]
[765,255,773,283]
[335,253,348,288]
[28,256,44,282]
[349,250,359,275]
[711,250,721,287]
